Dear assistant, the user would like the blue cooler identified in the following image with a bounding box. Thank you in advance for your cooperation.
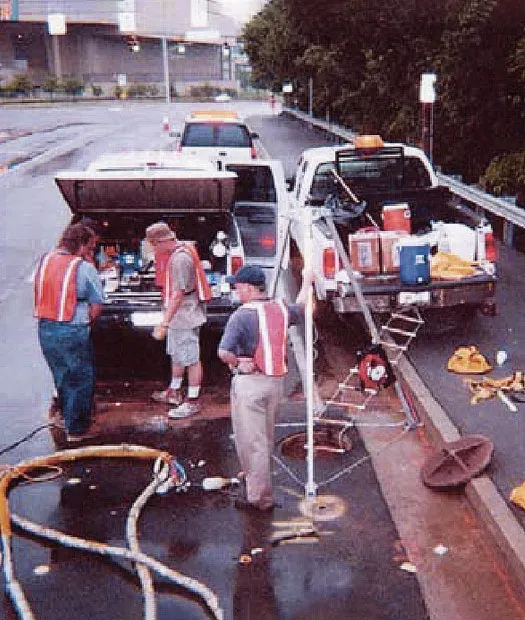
[399,238,430,285]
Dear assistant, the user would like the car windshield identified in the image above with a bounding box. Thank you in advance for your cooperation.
[183,123,251,148]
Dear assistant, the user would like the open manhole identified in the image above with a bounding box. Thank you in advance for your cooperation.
[298,494,347,521]
[279,424,354,459]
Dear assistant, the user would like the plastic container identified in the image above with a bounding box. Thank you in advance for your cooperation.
[398,237,430,285]
[382,203,411,234]
[348,230,380,274]
[380,231,403,273]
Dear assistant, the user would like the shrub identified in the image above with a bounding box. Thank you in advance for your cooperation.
[91,84,103,97]
[43,77,60,96]
[62,79,84,96]
[7,74,33,95]
[481,152,525,202]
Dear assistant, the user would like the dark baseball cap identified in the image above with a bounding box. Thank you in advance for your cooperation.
[226,265,266,287]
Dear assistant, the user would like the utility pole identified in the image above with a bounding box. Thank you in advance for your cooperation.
[161,36,171,105]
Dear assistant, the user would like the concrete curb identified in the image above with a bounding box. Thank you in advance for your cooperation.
[396,352,525,593]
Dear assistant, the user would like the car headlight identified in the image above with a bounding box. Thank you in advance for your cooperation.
[131,311,164,327]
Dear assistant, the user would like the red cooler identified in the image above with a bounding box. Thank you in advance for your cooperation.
[382,203,411,234]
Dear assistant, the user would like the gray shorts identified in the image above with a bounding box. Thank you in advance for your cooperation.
[167,327,201,366]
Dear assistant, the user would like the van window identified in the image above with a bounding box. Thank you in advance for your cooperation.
[182,123,252,148]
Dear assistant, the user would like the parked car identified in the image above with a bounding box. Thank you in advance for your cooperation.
[175,110,259,169]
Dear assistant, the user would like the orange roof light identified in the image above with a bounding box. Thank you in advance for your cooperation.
[353,135,385,150]
[190,110,239,120]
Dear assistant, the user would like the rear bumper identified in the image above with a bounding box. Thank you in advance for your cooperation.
[331,275,497,314]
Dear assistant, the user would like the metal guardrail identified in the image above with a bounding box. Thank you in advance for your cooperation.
[283,107,525,237]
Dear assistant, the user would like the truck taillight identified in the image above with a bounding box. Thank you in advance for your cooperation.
[231,255,243,275]
[250,145,257,159]
[323,248,336,279]
[484,230,497,262]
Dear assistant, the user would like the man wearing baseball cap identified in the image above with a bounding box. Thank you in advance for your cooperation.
[145,221,208,418]
[218,264,313,512]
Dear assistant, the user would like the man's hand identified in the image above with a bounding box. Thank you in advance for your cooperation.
[152,323,168,341]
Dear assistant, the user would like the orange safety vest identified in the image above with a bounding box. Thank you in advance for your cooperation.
[244,300,289,376]
[164,243,211,303]
[34,252,82,321]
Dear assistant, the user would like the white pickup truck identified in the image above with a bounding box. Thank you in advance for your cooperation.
[286,135,497,330]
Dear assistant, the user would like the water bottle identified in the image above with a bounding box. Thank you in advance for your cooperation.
[202,477,239,491]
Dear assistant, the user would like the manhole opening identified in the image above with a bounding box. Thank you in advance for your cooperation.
[279,425,354,460]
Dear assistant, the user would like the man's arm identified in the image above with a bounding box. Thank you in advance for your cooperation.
[161,289,184,327]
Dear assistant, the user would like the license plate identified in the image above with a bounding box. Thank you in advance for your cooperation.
[398,291,430,305]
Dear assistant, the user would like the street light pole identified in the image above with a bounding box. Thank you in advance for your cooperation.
[161,36,171,105]
[419,72,437,163]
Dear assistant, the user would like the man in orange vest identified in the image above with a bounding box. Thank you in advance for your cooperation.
[34,223,104,442]
[146,221,209,418]
[218,265,312,512]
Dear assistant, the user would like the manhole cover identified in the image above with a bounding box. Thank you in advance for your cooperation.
[298,494,346,521]
[279,425,353,459]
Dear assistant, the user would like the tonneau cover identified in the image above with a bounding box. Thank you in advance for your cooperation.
[55,168,237,214]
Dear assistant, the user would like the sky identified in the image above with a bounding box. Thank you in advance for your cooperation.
[217,0,267,25]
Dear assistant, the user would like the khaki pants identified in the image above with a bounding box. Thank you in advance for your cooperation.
[231,374,285,508]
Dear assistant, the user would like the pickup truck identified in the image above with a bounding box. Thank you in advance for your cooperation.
[54,151,288,380]
[286,135,497,331]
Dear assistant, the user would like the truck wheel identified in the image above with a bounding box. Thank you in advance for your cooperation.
[421,305,477,336]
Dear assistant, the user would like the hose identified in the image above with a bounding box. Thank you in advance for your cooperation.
[0,444,223,620]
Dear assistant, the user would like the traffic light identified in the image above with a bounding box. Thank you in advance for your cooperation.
[126,36,140,53]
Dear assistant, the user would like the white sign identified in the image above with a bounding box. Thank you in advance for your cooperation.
[185,29,220,43]
[48,13,66,35]
[282,82,293,94]
[191,0,208,28]
[117,74,127,87]
[419,73,437,103]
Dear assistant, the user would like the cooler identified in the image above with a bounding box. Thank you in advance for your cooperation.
[382,202,411,234]
[348,230,380,274]
[398,237,430,285]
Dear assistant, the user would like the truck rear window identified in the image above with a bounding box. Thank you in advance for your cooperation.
[226,164,277,203]
[234,204,276,258]
[182,123,252,148]
[310,156,431,203]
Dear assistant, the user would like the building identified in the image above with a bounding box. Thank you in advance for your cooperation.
[0,0,245,95]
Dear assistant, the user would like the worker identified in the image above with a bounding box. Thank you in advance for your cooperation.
[146,221,210,418]
[34,223,104,442]
[218,264,312,512]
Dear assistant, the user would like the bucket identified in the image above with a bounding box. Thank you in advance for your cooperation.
[348,230,380,274]
[398,237,430,285]
[382,203,411,234]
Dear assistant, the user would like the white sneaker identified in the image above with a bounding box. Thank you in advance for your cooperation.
[168,400,201,419]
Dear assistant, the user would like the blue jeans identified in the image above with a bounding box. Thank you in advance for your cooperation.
[38,320,95,434]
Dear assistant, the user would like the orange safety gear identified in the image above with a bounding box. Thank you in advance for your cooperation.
[34,252,82,321]
[165,243,211,303]
[447,345,492,374]
[244,300,289,376]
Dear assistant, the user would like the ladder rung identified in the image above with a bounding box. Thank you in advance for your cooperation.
[381,326,418,337]
[379,340,409,351]
[389,313,425,324]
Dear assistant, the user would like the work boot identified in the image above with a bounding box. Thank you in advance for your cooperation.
[151,388,183,406]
